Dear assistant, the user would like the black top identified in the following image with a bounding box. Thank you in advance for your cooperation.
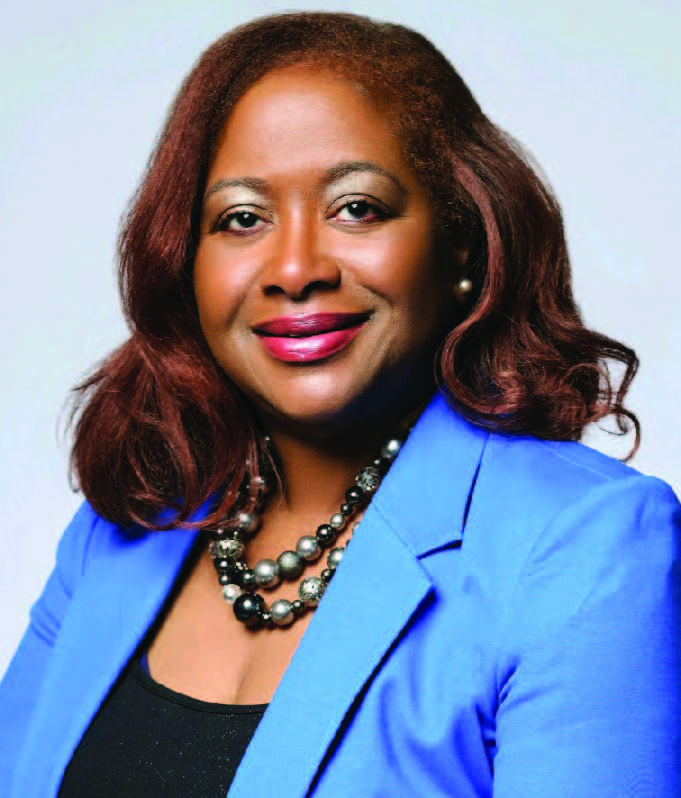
[58,658,268,797]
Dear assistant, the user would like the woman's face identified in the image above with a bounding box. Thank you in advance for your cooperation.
[194,65,460,436]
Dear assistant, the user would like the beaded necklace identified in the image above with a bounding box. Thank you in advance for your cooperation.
[208,434,405,629]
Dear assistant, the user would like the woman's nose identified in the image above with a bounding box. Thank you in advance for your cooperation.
[260,213,341,300]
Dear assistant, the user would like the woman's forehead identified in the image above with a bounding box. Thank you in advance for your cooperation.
[209,65,413,186]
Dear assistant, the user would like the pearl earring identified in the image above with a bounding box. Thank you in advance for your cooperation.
[453,277,473,303]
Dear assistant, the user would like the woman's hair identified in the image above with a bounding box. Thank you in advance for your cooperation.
[69,11,639,530]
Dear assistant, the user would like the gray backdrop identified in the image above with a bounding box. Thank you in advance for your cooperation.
[1,0,679,675]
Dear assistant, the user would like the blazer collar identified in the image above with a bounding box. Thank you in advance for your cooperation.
[374,389,490,558]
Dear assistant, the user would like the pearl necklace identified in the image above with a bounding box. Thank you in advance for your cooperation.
[208,435,404,629]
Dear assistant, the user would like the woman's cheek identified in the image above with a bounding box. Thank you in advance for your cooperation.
[194,251,247,331]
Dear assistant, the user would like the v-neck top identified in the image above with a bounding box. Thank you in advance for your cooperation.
[58,656,269,797]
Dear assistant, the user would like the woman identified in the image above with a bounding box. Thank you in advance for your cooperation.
[0,11,678,797]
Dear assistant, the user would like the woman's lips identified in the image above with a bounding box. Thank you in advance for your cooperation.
[252,312,369,363]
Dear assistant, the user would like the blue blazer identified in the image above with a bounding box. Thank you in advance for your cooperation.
[1,392,679,797]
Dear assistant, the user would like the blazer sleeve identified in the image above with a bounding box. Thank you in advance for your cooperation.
[0,502,100,794]
[492,475,681,798]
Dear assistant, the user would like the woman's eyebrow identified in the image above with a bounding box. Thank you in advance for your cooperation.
[326,161,406,193]
[203,177,270,204]
[203,162,405,206]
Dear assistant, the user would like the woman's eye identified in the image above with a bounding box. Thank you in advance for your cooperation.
[216,210,266,235]
[333,200,386,224]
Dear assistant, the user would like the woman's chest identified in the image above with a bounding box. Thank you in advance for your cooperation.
[146,546,317,705]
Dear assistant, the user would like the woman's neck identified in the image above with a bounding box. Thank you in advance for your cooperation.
[260,392,431,518]
[264,426,384,518]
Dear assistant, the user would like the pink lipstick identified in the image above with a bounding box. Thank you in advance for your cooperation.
[252,312,369,363]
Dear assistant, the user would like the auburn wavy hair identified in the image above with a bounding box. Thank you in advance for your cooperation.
[69,11,639,531]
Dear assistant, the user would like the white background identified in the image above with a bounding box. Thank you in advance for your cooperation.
[1,0,679,675]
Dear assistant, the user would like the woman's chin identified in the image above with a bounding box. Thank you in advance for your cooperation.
[244,382,380,439]
[259,397,364,436]
[249,379,430,443]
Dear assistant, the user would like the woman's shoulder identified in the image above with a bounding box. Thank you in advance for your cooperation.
[422,393,678,519]
[452,394,675,505]
[486,422,641,483]
[53,500,197,577]
[466,426,679,590]
[484,429,677,525]
[52,500,113,576]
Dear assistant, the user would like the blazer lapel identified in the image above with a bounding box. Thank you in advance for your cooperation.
[228,503,434,798]
[14,526,199,797]
[229,391,489,797]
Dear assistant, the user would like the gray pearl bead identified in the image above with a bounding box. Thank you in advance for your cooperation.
[327,547,345,569]
[221,583,242,604]
[217,538,244,560]
[355,466,381,493]
[270,599,294,626]
[237,512,261,535]
[277,550,304,580]
[329,513,346,530]
[298,576,326,606]
[296,535,321,562]
[254,558,281,588]
[380,438,403,461]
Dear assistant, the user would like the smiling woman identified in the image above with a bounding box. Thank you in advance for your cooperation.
[194,67,457,430]
[0,11,678,798]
